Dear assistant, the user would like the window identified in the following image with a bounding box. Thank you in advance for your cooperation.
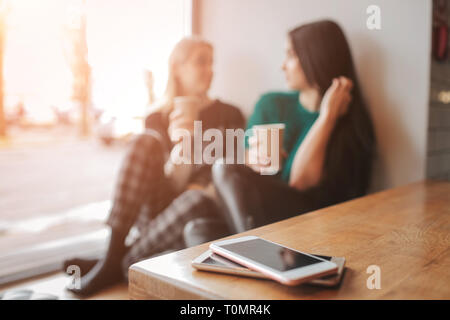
[0,0,193,285]
[5,0,192,122]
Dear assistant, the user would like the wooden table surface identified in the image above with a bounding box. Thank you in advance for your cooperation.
[128,181,450,300]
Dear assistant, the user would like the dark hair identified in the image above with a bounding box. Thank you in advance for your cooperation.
[289,20,376,202]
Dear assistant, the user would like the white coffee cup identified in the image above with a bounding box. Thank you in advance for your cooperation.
[252,123,285,175]
[172,96,202,121]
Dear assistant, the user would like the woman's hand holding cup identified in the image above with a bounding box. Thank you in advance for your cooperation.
[247,123,286,175]
[168,96,201,143]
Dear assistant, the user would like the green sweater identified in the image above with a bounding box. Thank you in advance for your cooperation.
[245,91,319,182]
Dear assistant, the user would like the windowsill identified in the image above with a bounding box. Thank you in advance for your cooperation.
[0,201,111,286]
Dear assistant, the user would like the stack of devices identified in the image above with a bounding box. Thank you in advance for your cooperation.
[192,235,346,286]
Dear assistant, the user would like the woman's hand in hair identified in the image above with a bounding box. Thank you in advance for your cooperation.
[319,76,353,123]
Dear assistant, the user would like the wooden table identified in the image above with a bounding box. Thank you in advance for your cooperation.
[128,181,450,299]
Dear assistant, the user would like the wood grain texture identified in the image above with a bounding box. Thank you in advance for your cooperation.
[129,180,450,300]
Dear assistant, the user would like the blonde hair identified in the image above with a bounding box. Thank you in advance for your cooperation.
[153,36,213,115]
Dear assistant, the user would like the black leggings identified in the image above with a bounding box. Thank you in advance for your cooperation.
[212,163,322,233]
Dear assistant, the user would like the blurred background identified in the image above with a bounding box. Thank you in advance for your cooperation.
[0,0,449,291]
[0,0,192,285]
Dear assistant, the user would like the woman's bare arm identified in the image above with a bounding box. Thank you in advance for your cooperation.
[289,77,353,191]
[288,112,336,190]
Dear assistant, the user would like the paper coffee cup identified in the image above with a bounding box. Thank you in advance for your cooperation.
[173,96,201,120]
[252,123,285,175]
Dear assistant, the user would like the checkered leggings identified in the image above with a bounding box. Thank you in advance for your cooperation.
[105,130,222,279]
[121,188,220,278]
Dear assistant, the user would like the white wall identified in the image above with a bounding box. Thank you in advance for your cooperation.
[198,0,432,191]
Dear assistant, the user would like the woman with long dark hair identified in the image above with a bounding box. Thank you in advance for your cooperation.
[212,20,375,233]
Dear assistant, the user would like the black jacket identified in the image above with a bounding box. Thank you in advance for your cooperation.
[144,99,246,186]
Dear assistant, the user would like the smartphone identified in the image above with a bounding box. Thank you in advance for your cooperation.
[209,236,338,286]
[192,250,346,287]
